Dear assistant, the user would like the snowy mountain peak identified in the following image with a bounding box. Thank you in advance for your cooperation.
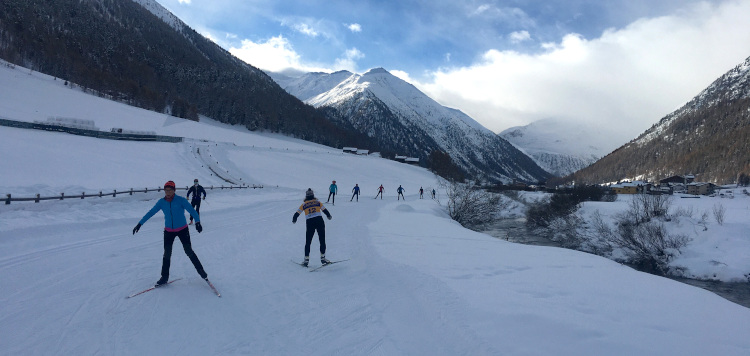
[500,119,611,176]
[273,69,550,182]
[363,67,390,75]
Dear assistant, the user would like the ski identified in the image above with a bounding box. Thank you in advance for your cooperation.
[126,278,182,299]
[309,259,350,272]
[291,259,309,268]
[204,278,221,297]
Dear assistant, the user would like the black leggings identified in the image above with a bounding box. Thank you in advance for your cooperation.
[162,228,206,279]
[304,216,326,257]
[190,200,201,221]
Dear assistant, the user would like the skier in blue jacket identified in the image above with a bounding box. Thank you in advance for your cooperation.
[133,180,209,287]
[350,183,360,202]
[326,180,338,205]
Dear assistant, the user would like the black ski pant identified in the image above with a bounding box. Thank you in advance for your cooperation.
[161,228,207,279]
[398,193,405,200]
[351,192,359,201]
[190,199,201,222]
[375,191,383,199]
[304,216,326,258]
[327,192,336,204]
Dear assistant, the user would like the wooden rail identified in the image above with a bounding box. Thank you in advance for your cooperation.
[4,185,263,204]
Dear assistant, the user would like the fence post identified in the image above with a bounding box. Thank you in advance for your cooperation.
[99,191,102,197]
[5,194,10,205]
[35,194,40,203]
[60,192,64,200]
[113,189,117,197]
[81,192,85,199]
[130,188,133,195]
[145,187,148,193]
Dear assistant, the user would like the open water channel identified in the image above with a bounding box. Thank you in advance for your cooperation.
[480,218,750,309]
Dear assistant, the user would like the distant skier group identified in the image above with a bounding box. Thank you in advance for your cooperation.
[131,178,437,287]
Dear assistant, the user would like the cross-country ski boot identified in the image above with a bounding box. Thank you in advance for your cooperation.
[155,277,168,287]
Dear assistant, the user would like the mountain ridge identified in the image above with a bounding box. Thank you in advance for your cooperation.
[275,69,551,183]
[567,55,750,185]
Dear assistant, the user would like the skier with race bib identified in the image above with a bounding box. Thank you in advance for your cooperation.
[292,188,333,267]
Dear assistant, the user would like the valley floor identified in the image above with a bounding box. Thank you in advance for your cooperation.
[1,188,749,355]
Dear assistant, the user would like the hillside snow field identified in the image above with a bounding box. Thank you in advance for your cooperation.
[1,64,750,355]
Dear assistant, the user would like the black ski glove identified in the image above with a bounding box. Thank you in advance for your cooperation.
[195,222,203,233]
[132,223,141,235]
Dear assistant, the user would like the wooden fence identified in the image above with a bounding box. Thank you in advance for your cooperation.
[4,184,263,205]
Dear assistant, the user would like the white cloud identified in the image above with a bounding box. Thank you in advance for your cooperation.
[293,23,319,37]
[472,4,491,16]
[390,70,415,85]
[508,30,531,43]
[347,23,362,33]
[334,47,365,72]
[177,0,191,4]
[228,36,329,73]
[417,0,750,149]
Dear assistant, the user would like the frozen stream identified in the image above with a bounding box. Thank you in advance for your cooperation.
[480,218,750,309]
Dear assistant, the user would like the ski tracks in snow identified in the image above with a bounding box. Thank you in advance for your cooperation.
[0,188,497,354]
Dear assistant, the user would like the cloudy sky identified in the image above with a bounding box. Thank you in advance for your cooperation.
[154,0,750,146]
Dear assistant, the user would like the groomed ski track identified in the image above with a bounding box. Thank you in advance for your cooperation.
[0,188,492,355]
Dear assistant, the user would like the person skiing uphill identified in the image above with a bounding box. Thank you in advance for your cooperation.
[292,188,333,267]
[351,184,360,202]
[375,184,384,199]
[186,178,206,225]
[419,187,424,199]
[133,180,209,287]
[327,180,338,205]
[397,185,406,200]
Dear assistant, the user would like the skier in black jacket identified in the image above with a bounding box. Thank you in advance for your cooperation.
[292,188,333,267]
[186,178,206,225]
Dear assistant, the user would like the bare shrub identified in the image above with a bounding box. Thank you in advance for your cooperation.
[713,203,726,225]
[673,205,694,218]
[596,197,689,275]
[502,189,521,201]
[547,214,584,249]
[441,179,502,227]
[627,193,673,224]
[698,210,710,231]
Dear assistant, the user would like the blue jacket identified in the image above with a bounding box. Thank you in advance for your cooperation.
[139,196,200,230]
[329,184,338,193]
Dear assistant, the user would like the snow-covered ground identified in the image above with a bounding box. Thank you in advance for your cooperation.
[1,63,750,355]
[578,192,750,282]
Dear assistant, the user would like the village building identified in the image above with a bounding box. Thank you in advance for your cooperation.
[687,182,716,195]
[610,181,649,194]
[659,175,695,185]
